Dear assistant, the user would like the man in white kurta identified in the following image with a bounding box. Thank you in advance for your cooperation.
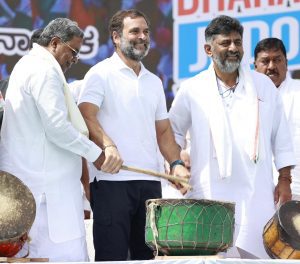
[254,37,300,200]
[0,18,102,261]
[169,15,296,258]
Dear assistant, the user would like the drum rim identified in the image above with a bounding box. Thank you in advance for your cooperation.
[146,198,235,210]
[0,231,27,243]
[278,200,300,249]
[146,198,235,205]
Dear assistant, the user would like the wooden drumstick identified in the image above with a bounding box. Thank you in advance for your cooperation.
[97,152,192,190]
[121,165,192,190]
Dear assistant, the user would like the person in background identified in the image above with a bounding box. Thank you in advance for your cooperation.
[0,28,43,128]
[0,18,103,261]
[69,79,91,219]
[169,15,296,259]
[254,37,300,200]
[78,9,190,261]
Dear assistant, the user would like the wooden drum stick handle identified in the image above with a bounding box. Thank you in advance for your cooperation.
[121,165,192,190]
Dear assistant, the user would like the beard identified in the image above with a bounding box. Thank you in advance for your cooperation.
[120,35,150,61]
[212,51,242,73]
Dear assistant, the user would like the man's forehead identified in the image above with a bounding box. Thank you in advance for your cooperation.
[214,32,242,41]
[214,32,242,40]
[123,16,148,29]
[257,49,285,58]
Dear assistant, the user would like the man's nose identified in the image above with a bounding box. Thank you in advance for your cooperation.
[267,60,276,70]
[228,42,238,51]
[71,56,79,64]
[138,32,147,40]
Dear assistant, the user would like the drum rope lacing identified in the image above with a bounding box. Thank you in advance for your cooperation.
[146,199,235,256]
[148,201,160,256]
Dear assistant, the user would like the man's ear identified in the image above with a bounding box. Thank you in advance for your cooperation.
[204,44,212,57]
[112,31,120,47]
[253,61,257,69]
[50,36,60,51]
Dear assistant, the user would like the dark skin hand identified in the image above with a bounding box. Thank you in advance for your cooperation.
[274,166,292,205]
[274,180,292,205]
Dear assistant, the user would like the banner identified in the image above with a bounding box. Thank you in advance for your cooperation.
[173,0,300,83]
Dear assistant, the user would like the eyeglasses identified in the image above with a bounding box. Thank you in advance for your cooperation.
[217,77,239,98]
[219,87,236,98]
[59,38,80,59]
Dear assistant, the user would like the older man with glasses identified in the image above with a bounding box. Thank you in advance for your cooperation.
[0,18,103,261]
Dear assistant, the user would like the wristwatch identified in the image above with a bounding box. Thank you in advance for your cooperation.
[170,159,185,170]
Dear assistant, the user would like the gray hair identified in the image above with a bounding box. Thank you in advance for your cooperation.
[38,18,84,46]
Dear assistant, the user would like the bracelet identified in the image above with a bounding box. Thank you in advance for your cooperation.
[102,144,117,151]
[278,174,292,184]
[170,159,185,170]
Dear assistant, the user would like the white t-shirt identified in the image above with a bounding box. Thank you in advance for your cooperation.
[78,52,168,182]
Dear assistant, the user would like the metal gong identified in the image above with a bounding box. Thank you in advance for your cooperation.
[0,171,36,243]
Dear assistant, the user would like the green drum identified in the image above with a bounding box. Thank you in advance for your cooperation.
[145,199,235,256]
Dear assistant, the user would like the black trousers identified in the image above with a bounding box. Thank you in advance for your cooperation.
[90,179,162,261]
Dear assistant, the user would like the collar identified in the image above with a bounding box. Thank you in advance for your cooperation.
[111,52,148,77]
[278,74,291,91]
[29,43,65,79]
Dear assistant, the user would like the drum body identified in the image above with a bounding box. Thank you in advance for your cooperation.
[0,171,36,257]
[263,200,300,259]
[145,199,235,256]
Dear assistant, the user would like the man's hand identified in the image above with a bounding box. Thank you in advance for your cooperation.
[180,150,191,171]
[274,167,293,205]
[170,164,191,195]
[274,179,292,205]
[93,145,123,173]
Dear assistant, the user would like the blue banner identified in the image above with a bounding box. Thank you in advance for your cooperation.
[175,10,300,81]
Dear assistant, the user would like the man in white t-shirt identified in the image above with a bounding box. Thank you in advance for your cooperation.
[78,9,190,261]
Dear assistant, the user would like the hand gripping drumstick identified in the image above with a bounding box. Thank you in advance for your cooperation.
[97,153,192,190]
[121,165,192,190]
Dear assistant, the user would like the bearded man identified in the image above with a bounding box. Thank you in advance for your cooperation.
[169,15,296,258]
[78,9,189,261]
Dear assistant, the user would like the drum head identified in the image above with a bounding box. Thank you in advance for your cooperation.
[278,200,300,248]
[0,171,36,242]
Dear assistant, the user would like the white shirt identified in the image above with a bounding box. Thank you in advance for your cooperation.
[69,79,83,103]
[169,66,296,258]
[0,44,101,242]
[279,75,300,198]
[78,52,168,182]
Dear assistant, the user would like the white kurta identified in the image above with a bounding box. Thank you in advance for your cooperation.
[169,65,296,258]
[0,44,101,245]
[278,75,300,199]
